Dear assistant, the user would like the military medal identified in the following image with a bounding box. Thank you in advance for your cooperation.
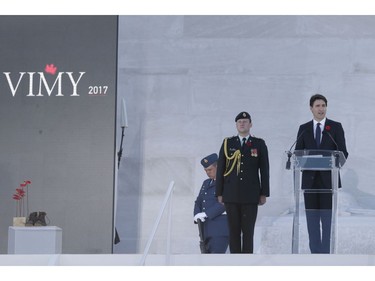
[251,149,258,157]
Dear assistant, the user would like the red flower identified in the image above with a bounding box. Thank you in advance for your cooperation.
[15,188,25,196]
[12,194,22,200]
[246,141,252,147]
[325,125,331,131]
[20,180,31,187]
[12,180,32,217]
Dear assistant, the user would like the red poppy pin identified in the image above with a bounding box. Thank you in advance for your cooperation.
[325,125,331,131]
[246,141,252,147]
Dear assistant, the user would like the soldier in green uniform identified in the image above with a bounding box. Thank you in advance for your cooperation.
[216,112,270,253]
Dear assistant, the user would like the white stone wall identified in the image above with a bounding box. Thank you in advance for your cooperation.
[114,16,375,254]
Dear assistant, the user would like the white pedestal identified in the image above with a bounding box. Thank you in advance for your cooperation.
[8,226,62,254]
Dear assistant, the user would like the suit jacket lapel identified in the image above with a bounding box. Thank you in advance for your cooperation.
[320,119,332,148]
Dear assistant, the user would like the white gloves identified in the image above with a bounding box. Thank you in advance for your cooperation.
[194,212,207,222]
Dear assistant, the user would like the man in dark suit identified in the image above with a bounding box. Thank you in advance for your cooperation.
[295,94,348,254]
[216,112,270,253]
[194,153,229,253]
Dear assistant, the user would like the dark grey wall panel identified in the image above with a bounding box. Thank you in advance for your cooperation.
[0,16,118,254]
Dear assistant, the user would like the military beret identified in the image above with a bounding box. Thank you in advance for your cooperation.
[235,111,251,122]
[201,153,218,168]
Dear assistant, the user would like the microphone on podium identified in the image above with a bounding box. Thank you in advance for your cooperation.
[322,130,340,167]
[285,130,306,170]
[322,130,338,150]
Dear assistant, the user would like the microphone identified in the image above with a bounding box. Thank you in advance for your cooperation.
[322,130,340,167]
[286,129,306,170]
[322,130,338,150]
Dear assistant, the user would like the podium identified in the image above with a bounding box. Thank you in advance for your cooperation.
[8,226,62,254]
[286,149,346,254]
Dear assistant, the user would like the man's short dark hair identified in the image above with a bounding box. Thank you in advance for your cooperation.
[310,94,327,107]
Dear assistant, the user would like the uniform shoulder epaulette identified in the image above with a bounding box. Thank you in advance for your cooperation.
[227,135,237,140]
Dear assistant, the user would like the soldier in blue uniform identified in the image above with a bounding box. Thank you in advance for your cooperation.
[216,112,270,253]
[193,153,229,253]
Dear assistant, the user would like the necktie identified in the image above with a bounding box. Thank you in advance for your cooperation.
[241,137,247,151]
[315,123,321,148]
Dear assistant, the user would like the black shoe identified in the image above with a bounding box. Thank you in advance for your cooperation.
[25,212,38,226]
[34,211,47,226]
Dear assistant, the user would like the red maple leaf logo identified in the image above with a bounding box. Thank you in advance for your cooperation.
[45,64,57,75]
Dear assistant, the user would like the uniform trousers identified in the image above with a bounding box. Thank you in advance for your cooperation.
[206,236,229,253]
[224,203,258,253]
[303,173,333,254]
